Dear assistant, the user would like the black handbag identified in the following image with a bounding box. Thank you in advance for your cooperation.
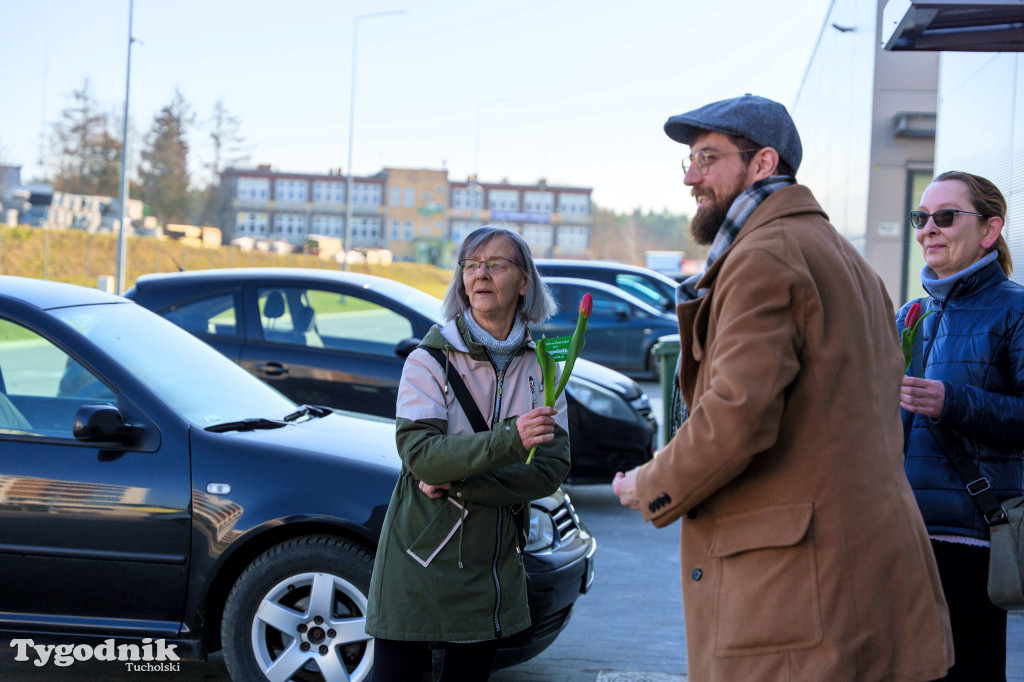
[910,330,1024,610]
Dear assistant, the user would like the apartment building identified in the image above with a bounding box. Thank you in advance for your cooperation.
[220,166,386,250]
[220,165,593,266]
[448,177,592,260]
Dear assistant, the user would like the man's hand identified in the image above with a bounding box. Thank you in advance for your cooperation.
[612,468,641,511]
[901,376,945,419]
[418,480,451,499]
[517,406,558,452]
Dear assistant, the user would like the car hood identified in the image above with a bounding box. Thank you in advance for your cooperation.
[206,411,402,473]
[571,358,641,399]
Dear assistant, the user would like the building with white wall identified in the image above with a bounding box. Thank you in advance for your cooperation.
[883,0,1024,288]
[791,0,940,306]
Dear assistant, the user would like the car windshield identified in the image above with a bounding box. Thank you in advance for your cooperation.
[51,302,297,428]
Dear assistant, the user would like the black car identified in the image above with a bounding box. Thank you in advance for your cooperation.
[125,268,657,483]
[533,277,680,380]
[535,258,681,313]
[0,275,595,680]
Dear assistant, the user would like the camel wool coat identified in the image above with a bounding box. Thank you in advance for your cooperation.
[636,185,953,681]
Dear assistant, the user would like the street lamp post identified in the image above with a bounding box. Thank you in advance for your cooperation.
[115,0,137,294]
[343,9,404,271]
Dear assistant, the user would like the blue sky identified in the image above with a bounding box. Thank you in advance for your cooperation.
[0,0,831,214]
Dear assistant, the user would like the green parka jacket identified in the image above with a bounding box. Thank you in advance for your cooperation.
[365,315,571,642]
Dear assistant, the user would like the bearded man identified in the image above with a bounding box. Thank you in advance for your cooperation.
[612,94,954,681]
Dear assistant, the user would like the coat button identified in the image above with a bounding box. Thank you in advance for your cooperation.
[692,568,702,581]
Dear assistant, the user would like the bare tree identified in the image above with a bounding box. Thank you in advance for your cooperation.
[47,80,123,196]
[192,99,253,226]
[208,99,252,179]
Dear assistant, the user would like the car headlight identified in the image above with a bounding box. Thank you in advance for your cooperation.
[526,508,556,552]
[566,375,636,421]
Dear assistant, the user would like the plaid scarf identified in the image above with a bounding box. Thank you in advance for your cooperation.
[669,175,795,434]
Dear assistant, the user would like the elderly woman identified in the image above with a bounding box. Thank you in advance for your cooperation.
[365,225,571,681]
[899,171,1024,681]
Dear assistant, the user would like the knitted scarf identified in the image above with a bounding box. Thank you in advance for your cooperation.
[670,175,795,435]
[462,309,526,374]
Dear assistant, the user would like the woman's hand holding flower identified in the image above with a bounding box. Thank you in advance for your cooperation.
[901,376,946,418]
[517,406,558,453]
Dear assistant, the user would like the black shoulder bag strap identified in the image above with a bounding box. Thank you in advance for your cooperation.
[420,344,530,547]
[909,317,1008,526]
[420,345,489,434]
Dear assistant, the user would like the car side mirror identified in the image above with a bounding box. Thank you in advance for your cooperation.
[74,403,132,443]
[395,337,421,358]
[612,303,630,321]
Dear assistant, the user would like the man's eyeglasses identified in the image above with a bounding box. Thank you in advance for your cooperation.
[909,209,989,229]
[682,148,760,175]
[459,257,520,275]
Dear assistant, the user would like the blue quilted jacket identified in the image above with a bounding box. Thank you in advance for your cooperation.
[898,260,1024,540]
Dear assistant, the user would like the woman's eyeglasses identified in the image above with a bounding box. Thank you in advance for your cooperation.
[459,257,520,274]
[910,209,989,229]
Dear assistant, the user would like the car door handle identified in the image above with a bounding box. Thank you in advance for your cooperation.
[260,362,288,377]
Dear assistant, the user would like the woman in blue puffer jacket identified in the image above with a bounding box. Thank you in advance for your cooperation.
[898,170,1024,682]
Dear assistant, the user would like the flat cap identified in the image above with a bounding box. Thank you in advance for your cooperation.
[664,94,802,175]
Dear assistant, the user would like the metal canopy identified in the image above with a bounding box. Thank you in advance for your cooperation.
[882,0,1024,51]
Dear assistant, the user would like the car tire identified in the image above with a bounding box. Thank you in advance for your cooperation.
[221,535,375,682]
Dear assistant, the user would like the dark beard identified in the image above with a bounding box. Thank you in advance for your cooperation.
[690,190,740,245]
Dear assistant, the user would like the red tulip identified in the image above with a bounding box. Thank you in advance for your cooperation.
[579,292,593,319]
[905,301,922,330]
[900,300,931,372]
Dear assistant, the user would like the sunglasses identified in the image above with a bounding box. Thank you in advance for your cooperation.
[910,209,989,229]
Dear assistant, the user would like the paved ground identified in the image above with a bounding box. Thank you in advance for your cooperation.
[1,380,1022,680]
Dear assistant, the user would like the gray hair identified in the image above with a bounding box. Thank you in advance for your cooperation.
[441,225,557,323]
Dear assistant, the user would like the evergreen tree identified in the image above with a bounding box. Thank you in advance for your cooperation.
[138,88,194,225]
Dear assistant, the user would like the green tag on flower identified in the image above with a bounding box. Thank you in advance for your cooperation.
[541,336,573,362]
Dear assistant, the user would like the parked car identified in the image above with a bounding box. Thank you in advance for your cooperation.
[125,268,657,483]
[535,259,681,313]
[533,277,680,379]
[0,275,595,681]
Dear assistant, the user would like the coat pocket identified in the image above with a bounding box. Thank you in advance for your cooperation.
[708,503,823,656]
[406,498,468,568]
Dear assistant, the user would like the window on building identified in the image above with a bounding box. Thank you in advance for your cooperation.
[237,177,271,200]
[524,191,554,213]
[312,181,344,204]
[391,187,401,206]
[275,179,308,202]
[404,187,415,207]
[556,225,588,254]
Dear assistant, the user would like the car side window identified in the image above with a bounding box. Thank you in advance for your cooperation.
[577,288,631,320]
[258,288,324,348]
[0,318,115,438]
[258,287,414,356]
[615,274,669,309]
[161,292,240,338]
